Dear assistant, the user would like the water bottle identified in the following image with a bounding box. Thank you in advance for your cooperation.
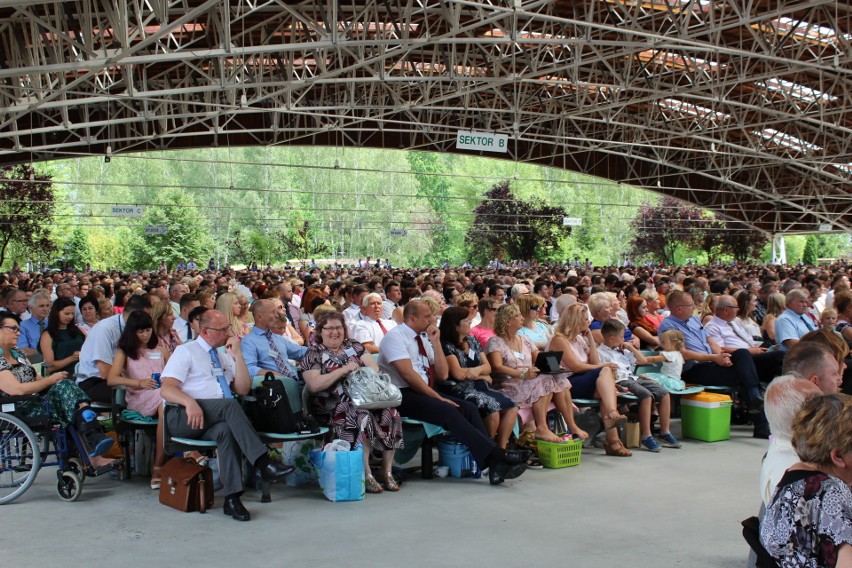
[151,373,161,387]
[469,457,481,479]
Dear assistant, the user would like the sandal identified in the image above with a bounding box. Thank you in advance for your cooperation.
[377,473,400,492]
[365,475,384,494]
[602,410,627,431]
[150,466,162,490]
[603,439,633,457]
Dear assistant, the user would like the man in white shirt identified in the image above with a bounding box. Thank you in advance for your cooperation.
[759,375,821,506]
[378,300,528,486]
[350,293,397,354]
[382,282,402,320]
[703,295,784,383]
[343,284,369,324]
[160,309,294,522]
[172,293,200,343]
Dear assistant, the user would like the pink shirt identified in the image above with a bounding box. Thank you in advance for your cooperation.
[471,325,495,348]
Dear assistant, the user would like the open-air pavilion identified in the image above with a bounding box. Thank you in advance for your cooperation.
[0,0,849,244]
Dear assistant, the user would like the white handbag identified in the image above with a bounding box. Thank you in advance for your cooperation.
[343,367,402,409]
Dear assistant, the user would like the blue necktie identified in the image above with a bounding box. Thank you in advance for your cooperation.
[186,322,193,341]
[800,316,814,332]
[208,348,233,398]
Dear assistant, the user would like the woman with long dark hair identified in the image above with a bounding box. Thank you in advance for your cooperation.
[40,297,85,375]
[107,311,170,489]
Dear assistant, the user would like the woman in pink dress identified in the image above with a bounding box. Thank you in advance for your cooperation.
[107,311,170,489]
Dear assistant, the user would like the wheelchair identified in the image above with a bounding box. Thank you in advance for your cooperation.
[0,395,122,505]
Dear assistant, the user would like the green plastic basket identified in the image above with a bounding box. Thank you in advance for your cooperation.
[535,438,583,469]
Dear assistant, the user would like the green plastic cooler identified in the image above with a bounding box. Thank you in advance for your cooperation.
[680,392,733,442]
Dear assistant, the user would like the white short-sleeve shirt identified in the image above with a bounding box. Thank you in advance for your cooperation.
[77,313,124,381]
[162,337,236,400]
[349,313,397,347]
[378,323,433,389]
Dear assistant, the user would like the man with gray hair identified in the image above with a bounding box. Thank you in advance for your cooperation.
[774,289,815,351]
[510,282,529,301]
[17,292,51,359]
[758,375,821,505]
[349,292,397,354]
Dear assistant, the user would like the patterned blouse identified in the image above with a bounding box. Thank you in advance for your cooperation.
[761,469,852,567]
[441,335,484,368]
[0,350,36,394]
[298,339,366,396]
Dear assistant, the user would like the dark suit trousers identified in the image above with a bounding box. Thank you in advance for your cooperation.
[166,398,267,496]
[683,349,761,400]
[397,389,495,466]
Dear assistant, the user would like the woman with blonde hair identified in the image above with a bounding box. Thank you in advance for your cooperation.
[485,304,588,444]
[700,293,719,326]
[515,293,552,350]
[151,300,182,353]
[196,289,216,309]
[216,291,254,338]
[549,303,632,457]
[640,288,665,332]
[761,292,786,345]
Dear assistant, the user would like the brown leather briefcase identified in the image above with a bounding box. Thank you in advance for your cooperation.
[159,457,214,513]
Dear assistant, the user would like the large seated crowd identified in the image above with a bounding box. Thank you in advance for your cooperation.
[0,257,850,565]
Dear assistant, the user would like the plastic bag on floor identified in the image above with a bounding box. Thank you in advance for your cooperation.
[309,443,364,502]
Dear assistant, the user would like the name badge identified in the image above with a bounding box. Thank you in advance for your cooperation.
[212,365,223,375]
[268,349,279,359]
[344,347,357,358]
[321,352,331,364]
[513,351,524,360]
[468,349,476,360]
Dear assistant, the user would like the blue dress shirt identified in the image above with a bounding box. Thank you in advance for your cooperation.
[240,325,307,377]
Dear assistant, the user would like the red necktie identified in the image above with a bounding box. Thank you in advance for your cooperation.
[377,320,387,335]
[415,334,434,388]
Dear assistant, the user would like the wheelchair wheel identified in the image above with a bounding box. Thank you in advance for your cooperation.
[57,470,82,502]
[67,458,86,485]
[0,412,41,505]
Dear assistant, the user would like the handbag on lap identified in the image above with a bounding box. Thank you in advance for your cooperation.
[343,367,402,410]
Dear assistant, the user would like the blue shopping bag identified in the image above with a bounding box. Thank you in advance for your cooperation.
[309,444,365,502]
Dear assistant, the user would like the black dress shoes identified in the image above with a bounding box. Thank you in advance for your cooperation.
[223,496,251,522]
[503,449,533,465]
[488,461,527,485]
[258,462,295,482]
[748,395,765,414]
[753,425,771,439]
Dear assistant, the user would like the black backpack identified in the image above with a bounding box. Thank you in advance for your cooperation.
[247,372,318,435]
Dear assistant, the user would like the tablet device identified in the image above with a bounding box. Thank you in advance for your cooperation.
[534,351,563,374]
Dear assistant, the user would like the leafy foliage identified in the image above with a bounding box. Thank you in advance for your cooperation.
[721,225,770,263]
[129,190,214,270]
[0,165,56,266]
[465,181,569,264]
[803,235,819,265]
[630,197,703,265]
[62,227,92,270]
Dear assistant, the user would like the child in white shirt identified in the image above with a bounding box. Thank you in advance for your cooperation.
[659,329,685,381]
[598,320,681,452]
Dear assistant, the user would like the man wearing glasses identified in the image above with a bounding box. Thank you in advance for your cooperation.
[658,290,769,438]
[160,309,294,522]
[703,295,784,383]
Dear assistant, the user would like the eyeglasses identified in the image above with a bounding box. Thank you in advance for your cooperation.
[205,325,234,334]
[0,326,20,333]
[529,305,539,310]
[675,304,694,309]
[323,326,344,332]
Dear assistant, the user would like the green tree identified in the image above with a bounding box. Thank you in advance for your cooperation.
[129,190,213,269]
[0,165,56,267]
[465,181,569,264]
[802,235,819,266]
[407,152,450,263]
[63,227,92,270]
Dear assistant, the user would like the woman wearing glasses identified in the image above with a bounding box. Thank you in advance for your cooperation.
[515,294,552,350]
[0,313,115,460]
[299,310,402,494]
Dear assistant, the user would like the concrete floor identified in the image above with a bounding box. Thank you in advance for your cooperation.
[1,420,765,568]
